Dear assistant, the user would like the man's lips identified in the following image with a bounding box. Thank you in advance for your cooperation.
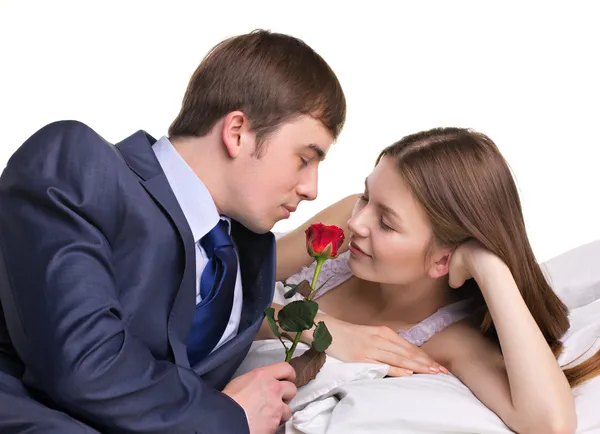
[281,205,297,219]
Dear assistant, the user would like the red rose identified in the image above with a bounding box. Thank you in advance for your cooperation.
[305,223,345,260]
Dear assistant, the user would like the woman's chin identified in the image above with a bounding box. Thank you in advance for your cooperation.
[347,256,369,278]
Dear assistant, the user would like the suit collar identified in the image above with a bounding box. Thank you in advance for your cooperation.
[114,130,162,181]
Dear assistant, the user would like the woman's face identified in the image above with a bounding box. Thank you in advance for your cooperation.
[346,157,440,285]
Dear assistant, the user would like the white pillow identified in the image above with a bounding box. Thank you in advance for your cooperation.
[542,240,600,309]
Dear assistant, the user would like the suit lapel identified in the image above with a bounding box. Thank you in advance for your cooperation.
[115,131,196,366]
[231,221,276,334]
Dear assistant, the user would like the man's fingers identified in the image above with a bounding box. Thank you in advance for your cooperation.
[279,380,297,403]
[280,403,292,424]
[260,362,297,382]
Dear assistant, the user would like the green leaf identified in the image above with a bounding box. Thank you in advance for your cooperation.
[278,300,319,332]
[283,283,300,299]
[264,307,280,337]
[312,321,332,352]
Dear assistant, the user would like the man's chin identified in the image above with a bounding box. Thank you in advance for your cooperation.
[238,216,276,235]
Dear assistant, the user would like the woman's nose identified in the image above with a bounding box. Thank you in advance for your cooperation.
[347,209,369,238]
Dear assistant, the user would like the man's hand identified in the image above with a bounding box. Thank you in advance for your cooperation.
[223,362,297,434]
[325,317,449,376]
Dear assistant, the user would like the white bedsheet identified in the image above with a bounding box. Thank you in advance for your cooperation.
[235,298,600,433]
[239,240,600,432]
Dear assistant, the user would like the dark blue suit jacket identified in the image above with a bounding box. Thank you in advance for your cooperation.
[0,121,276,433]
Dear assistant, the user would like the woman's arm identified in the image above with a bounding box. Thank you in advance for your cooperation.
[275,194,360,281]
[257,303,445,376]
[423,244,576,434]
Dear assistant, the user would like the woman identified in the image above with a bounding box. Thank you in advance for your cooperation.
[260,127,600,434]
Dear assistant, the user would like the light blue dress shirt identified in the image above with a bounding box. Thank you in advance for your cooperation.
[152,136,243,353]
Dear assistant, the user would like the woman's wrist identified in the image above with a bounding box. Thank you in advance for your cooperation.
[468,249,511,287]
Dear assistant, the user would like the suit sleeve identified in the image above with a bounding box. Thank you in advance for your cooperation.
[0,122,249,433]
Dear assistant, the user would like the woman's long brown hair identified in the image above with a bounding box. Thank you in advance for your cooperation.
[377,127,600,387]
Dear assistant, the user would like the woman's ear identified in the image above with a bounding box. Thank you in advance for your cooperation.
[428,246,453,279]
[221,111,247,158]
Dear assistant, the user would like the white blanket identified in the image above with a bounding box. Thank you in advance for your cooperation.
[237,240,600,432]
[235,299,600,433]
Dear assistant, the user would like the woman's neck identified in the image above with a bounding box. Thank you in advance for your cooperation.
[353,277,454,325]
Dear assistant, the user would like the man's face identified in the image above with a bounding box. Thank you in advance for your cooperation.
[228,115,334,233]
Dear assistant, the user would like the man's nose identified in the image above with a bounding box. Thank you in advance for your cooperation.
[297,168,318,201]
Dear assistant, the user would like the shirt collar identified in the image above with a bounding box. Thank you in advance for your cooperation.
[152,136,230,243]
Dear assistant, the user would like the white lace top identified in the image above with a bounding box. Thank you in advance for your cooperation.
[275,250,471,346]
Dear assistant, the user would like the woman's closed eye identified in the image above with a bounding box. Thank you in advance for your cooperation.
[359,195,393,231]
[379,216,394,231]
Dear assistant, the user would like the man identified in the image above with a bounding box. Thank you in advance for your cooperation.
[0,29,346,433]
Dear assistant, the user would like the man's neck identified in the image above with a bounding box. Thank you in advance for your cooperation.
[170,134,227,216]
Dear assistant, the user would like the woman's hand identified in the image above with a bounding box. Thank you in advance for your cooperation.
[448,239,505,289]
[323,316,448,377]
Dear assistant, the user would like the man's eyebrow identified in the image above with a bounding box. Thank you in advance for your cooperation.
[307,143,326,161]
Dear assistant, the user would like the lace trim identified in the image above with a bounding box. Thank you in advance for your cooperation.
[284,251,353,298]
[399,299,472,346]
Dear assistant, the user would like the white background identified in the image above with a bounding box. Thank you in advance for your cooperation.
[1,1,598,262]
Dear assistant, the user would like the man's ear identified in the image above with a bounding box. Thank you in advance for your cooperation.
[428,246,453,279]
[221,111,248,158]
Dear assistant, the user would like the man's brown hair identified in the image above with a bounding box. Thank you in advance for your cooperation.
[169,29,346,155]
